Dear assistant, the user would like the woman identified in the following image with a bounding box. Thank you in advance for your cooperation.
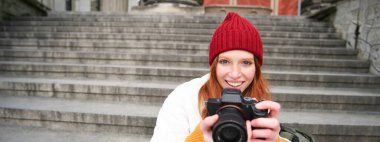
[151,12,289,142]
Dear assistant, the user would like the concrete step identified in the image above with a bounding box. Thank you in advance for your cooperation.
[0,31,339,41]
[0,27,339,39]
[264,58,369,73]
[272,86,380,111]
[23,12,318,22]
[0,38,350,55]
[1,20,331,30]
[0,49,369,73]
[0,95,379,142]
[0,62,379,88]
[0,44,358,59]
[0,32,346,47]
[0,76,378,111]
[0,61,208,82]
[0,39,210,54]
[264,46,358,59]
[0,46,358,59]
[0,25,336,34]
[9,15,330,28]
[0,95,158,135]
[280,109,380,142]
[265,70,380,88]
[0,49,207,68]
[0,124,150,142]
[46,11,314,22]
[0,76,175,106]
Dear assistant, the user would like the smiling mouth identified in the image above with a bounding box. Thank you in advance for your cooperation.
[226,81,244,87]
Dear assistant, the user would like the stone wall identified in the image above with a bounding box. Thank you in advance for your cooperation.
[0,0,49,21]
[101,0,128,12]
[331,0,380,74]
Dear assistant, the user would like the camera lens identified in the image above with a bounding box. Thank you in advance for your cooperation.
[220,124,240,141]
[212,107,247,142]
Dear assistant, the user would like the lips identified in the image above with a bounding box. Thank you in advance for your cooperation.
[226,80,244,87]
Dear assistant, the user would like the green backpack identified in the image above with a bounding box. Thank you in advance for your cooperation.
[279,124,315,142]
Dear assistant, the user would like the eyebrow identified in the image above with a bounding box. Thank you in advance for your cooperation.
[218,56,254,61]
[241,57,254,60]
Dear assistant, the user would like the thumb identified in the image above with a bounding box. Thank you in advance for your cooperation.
[201,115,219,142]
[201,115,219,131]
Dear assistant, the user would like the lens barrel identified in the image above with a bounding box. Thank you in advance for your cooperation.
[212,107,247,142]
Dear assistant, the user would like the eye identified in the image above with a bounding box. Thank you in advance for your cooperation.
[242,60,253,65]
[218,59,229,64]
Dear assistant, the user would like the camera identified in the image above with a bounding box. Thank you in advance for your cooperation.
[207,88,268,142]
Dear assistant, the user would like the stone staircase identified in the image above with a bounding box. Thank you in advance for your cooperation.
[0,12,379,142]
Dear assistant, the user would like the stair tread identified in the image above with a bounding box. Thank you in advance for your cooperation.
[1,76,379,97]
[17,12,312,20]
[0,95,379,127]
[0,46,357,57]
[0,34,345,46]
[265,70,376,77]
[0,124,150,142]
[0,61,208,71]
[0,60,371,70]
[2,21,329,29]
[0,30,337,36]
[0,95,160,117]
[0,76,179,89]
[0,63,376,80]
[0,38,346,49]
[271,86,380,97]
[0,43,357,53]
[0,52,366,67]
[7,16,326,24]
[279,109,380,126]
[1,26,335,33]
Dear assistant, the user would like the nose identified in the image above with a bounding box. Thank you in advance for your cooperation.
[229,64,241,79]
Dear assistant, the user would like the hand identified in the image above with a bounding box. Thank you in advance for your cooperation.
[247,101,281,142]
[200,114,219,142]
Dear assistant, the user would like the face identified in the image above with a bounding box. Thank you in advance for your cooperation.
[216,50,256,92]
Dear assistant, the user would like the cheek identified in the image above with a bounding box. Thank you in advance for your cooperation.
[243,67,256,82]
[216,66,228,84]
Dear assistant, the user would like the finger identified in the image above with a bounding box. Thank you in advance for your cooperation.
[255,101,281,118]
[251,128,274,140]
[250,118,280,132]
[252,98,258,101]
[201,115,219,131]
[250,140,266,142]
[246,120,252,140]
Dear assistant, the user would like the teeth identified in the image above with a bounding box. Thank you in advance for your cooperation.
[227,81,242,87]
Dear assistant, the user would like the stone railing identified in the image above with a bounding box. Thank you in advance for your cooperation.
[332,0,380,75]
[142,0,203,6]
[0,0,50,21]
[301,0,340,16]
[204,4,272,15]
[304,0,380,75]
[132,0,204,14]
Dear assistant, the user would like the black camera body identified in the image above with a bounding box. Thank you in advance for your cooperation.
[207,88,268,142]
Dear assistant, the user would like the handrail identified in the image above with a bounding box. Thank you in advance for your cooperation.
[22,0,51,15]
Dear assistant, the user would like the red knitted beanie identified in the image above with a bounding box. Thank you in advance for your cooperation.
[209,12,263,65]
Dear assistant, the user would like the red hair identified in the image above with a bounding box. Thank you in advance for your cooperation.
[198,56,271,118]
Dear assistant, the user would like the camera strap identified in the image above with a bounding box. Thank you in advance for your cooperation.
[279,124,315,142]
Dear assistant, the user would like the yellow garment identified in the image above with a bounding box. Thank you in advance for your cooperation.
[186,122,289,142]
[185,123,205,142]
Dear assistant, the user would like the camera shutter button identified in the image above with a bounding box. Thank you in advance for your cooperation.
[243,97,253,103]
